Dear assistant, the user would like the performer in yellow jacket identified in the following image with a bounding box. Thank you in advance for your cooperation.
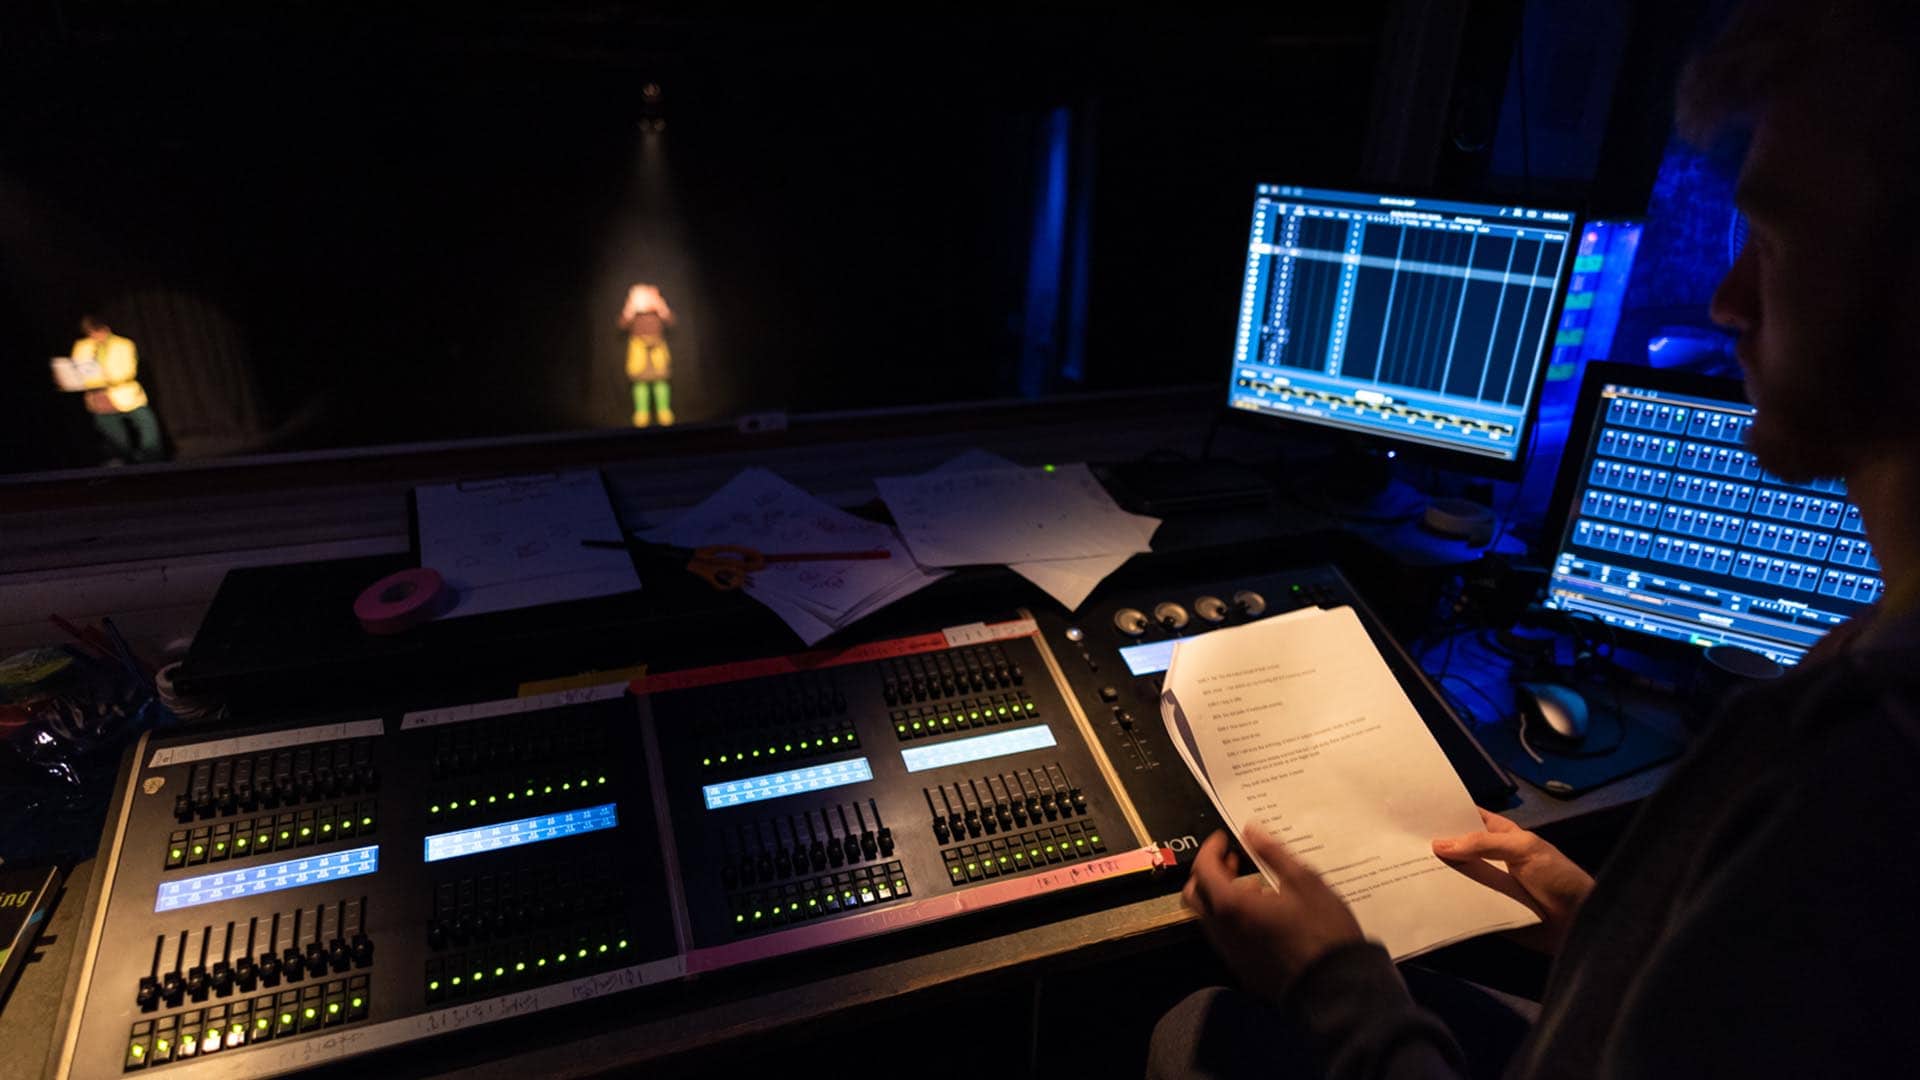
[66,316,164,463]
[620,283,675,427]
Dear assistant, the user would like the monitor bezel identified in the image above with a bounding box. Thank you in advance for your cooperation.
[1217,183,1584,482]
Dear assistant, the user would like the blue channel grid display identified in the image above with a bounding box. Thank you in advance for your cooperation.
[1545,384,1878,664]
[422,803,620,863]
[155,845,380,914]
[900,725,1057,774]
[702,758,873,810]
[1227,185,1576,461]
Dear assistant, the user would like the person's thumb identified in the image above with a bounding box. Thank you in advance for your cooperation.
[1433,829,1533,862]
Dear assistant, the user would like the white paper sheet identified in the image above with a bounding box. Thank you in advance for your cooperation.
[416,471,643,619]
[1161,605,1539,960]
[646,468,947,643]
[877,462,1158,567]
[913,453,1160,608]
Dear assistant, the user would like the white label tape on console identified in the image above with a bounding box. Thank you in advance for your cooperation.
[400,680,629,731]
[941,618,1037,649]
[147,718,385,769]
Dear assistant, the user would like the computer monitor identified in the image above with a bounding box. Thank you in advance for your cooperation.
[1225,184,1580,473]
[1542,363,1880,665]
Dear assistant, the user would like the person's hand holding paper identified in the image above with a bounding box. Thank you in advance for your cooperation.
[1162,604,1539,964]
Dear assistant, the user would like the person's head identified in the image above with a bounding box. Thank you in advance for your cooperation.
[79,315,110,341]
[1682,0,1920,482]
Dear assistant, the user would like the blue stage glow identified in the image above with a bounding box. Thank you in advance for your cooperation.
[423,803,620,863]
[702,758,873,810]
[155,846,379,914]
[900,725,1057,774]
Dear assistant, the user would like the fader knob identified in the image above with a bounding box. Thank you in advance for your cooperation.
[1194,596,1229,624]
[1152,602,1190,631]
[1232,589,1267,617]
[1112,609,1149,637]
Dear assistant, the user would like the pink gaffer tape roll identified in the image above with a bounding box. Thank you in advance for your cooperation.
[354,568,449,635]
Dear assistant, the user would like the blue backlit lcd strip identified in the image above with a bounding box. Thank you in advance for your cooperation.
[702,758,873,810]
[900,725,1057,774]
[154,845,380,914]
[422,802,620,863]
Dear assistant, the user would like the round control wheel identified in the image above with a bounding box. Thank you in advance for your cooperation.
[1232,589,1267,617]
[1194,595,1229,623]
[1153,602,1190,631]
[1113,608,1150,637]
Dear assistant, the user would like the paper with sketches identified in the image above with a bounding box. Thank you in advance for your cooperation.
[1161,605,1539,961]
[646,468,947,645]
[416,471,642,619]
[878,461,1157,568]
[920,452,1159,609]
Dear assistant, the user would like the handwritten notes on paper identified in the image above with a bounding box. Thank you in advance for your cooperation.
[415,471,642,619]
[1161,605,1538,960]
[646,468,946,645]
[886,452,1160,610]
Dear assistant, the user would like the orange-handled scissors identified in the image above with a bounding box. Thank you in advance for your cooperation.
[684,544,892,590]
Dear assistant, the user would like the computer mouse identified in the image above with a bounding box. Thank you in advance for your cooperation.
[1516,681,1590,740]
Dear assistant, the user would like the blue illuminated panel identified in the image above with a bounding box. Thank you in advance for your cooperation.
[155,846,379,914]
[1545,383,1875,664]
[900,725,1057,774]
[702,758,873,810]
[423,803,620,863]
[1227,185,1577,462]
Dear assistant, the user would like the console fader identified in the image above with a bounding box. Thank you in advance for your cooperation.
[56,620,1165,1080]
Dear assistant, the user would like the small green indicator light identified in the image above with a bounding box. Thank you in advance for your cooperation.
[216,840,229,850]
[279,831,291,841]
[537,958,547,967]
[599,775,608,785]
[735,913,744,923]
[429,804,440,814]
[526,787,536,796]
[912,722,922,731]
[1043,463,1057,472]
[702,757,712,766]
[170,848,183,859]
[999,856,1008,863]
[896,725,906,733]
[1030,849,1040,858]
[619,938,629,949]
[1091,835,1101,843]
[473,971,485,981]
[429,980,441,991]
[543,786,553,794]
[753,910,763,920]
[320,824,331,833]
[718,755,729,764]
[236,837,249,848]
[831,736,841,744]
[951,867,962,876]
[752,750,760,758]
[130,1045,145,1058]
[328,1003,341,1015]
[998,706,1009,715]
[783,744,792,752]
[158,1039,173,1051]
[1026,702,1036,711]
[281,1012,294,1023]
[507,792,515,800]
[942,717,952,726]
[304,1007,318,1020]
[254,1018,268,1030]
[494,966,505,977]
[969,712,980,720]
[562,782,572,791]
[450,976,462,985]
[467,798,478,808]
[599,943,609,953]
[361,816,373,827]
[351,996,364,1008]
[192,844,205,855]
[558,952,568,962]
[300,826,312,837]
[808,898,818,906]
[577,948,587,959]
[487,795,496,804]
[515,962,526,972]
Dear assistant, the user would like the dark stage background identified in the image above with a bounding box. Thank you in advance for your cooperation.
[0,7,1386,471]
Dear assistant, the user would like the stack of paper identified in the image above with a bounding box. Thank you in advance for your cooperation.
[879,453,1160,611]
[646,468,947,645]
[1160,605,1539,960]
[417,470,643,619]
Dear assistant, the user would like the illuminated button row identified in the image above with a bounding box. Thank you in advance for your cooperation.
[702,757,873,810]
[699,721,858,771]
[426,771,612,820]
[426,922,631,1003]
[165,801,376,871]
[730,861,909,936]
[892,691,1036,741]
[124,977,368,1071]
[943,821,1104,885]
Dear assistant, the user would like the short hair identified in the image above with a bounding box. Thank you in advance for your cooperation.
[79,314,107,334]
[1677,0,1920,152]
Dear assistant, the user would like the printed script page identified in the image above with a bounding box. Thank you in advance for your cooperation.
[1161,605,1538,959]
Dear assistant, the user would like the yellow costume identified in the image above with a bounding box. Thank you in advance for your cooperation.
[69,333,148,414]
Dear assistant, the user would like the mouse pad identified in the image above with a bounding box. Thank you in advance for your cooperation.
[1472,707,1685,798]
